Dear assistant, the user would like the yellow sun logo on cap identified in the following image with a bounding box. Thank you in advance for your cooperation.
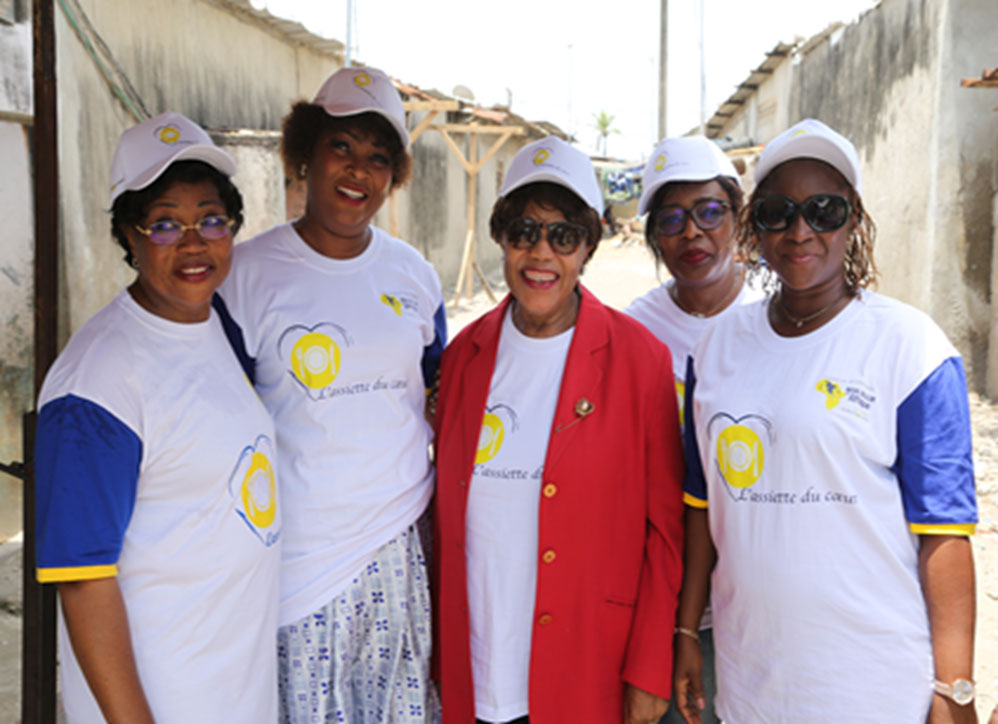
[355,72,372,87]
[655,154,667,171]
[533,149,550,165]
[241,451,277,528]
[158,125,181,144]
[792,129,808,137]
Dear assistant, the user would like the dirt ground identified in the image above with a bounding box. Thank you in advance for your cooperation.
[0,238,995,722]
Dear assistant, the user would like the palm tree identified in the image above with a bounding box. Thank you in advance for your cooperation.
[592,111,621,157]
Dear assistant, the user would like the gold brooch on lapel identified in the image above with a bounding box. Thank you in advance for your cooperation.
[556,397,595,432]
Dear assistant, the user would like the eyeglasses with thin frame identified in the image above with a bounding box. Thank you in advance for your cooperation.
[134,214,235,245]
[503,218,590,256]
[651,198,731,238]
[753,194,852,233]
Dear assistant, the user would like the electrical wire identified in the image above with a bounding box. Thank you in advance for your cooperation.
[55,0,149,122]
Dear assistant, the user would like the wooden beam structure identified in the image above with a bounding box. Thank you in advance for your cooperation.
[392,100,530,305]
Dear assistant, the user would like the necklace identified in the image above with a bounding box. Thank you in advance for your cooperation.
[669,267,744,319]
[775,292,847,329]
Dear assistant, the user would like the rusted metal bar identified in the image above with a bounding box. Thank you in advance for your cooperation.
[23,0,60,720]
[20,412,55,724]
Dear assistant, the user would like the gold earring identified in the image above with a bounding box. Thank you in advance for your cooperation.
[299,163,308,178]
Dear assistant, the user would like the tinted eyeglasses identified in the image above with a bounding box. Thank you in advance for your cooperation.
[134,214,234,245]
[651,198,731,238]
[753,194,852,233]
[504,218,590,255]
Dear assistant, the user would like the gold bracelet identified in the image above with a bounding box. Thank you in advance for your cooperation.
[674,626,700,642]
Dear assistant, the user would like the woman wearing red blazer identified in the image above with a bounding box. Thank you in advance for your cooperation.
[433,137,685,724]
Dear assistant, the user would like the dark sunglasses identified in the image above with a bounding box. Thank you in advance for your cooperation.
[753,194,852,233]
[134,214,234,245]
[504,218,590,255]
[651,198,730,238]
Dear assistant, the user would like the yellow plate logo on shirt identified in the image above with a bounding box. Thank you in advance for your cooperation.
[475,412,505,464]
[290,332,341,389]
[241,451,277,528]
[716,424,764,488]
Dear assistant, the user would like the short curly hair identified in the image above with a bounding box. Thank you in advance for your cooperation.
[642,175,744,269]
[281,103,411,190]
[110,160,244,268]
[734,172,878,295]
[489,181,602,263]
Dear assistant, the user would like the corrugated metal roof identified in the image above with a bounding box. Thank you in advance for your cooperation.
[703,23,843,139]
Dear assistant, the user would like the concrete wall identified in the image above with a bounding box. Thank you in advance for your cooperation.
[59,0,343,337]
[712,0,998,395]
[0,0,343,539]
[0,14,33,538]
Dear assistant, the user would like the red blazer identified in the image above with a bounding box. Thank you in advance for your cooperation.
[433,287,685,724]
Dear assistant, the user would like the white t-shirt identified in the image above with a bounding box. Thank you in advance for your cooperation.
[466,308,573,723]
[626,276,761,631]
[218,223,446,624]
[684,291,977,723]
[625,276,762,425]
[35,290,281,724]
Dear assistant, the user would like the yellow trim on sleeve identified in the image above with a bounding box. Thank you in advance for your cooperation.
[908,522,976,536]
[683,492,708,509]
[37,564,118,583]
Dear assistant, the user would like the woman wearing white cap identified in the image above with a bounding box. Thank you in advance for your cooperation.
[216,66,444,722]
[433,137,685,724]
[675,118,978,723]
[625,136,760,724]
[34,112,281,723]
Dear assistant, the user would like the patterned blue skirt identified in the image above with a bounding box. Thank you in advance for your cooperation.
[278,524,441,723]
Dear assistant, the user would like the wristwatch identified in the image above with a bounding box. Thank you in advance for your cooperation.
[933,678,975,706]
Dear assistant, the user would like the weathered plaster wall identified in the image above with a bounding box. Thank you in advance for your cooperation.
[0,16,32,538]
[714,0,997,393]
[0,121,33,537]
[790,0,997,390]
[59,0,342,338]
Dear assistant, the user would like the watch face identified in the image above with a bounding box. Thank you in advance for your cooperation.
[952,679,975,706]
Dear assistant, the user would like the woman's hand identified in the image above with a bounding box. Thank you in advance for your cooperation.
[59,578,155,724]
[673,633,706,724]
[926,693,978,724]
[918,535,976,724]
[623,683,668,724]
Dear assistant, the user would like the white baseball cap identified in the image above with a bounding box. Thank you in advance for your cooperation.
[108,111,236,208]
[755,118,862,193]
[499,137,603,214]
[312,66,409,148]
[637,136,740,215]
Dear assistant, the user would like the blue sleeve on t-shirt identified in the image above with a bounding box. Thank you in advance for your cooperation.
[894,356,977,526]
[34,395,142,576]
[683,356,708,502]
[421,302,447,390]
[212,293,257,385]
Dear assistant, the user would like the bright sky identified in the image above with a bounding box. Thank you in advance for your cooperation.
[252,0,880,161]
